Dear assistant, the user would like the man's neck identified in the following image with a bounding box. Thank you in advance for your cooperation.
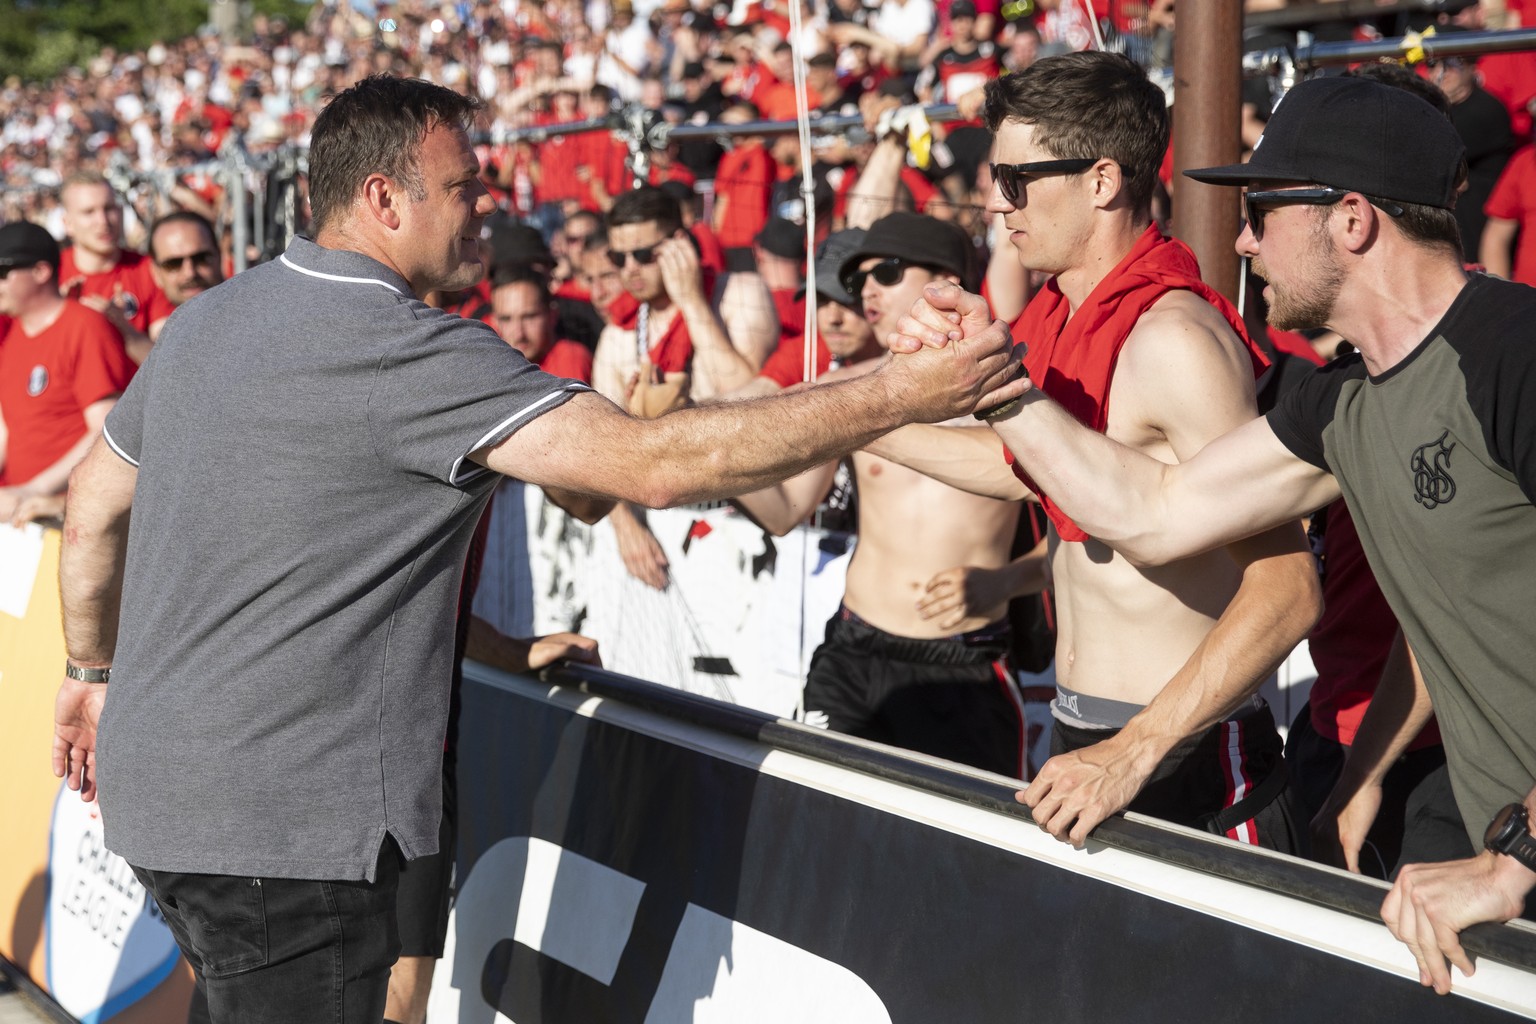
[1330,252,1470,376]
[312,223,418,295]
[71,245,121,276]
[1055,217,1154,315]
[19,294,68,335]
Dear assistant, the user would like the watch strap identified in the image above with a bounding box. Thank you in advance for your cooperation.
[1487,804,1536,873]
[65,663,111,684]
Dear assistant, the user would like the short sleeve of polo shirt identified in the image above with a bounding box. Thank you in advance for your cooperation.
[101,344,154,466]
[369,310,588,486]
[1264,354,1367,471]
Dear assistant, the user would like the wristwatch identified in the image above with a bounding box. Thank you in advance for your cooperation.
[64,663,111,684]
[1484,803,1536,872]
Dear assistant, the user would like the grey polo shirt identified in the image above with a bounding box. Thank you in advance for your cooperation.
[97,237,587,880]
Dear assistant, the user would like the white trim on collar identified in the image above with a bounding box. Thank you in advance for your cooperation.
[279,254,403,293]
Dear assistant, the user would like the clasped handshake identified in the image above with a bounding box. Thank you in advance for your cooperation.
[879,281,1032,423]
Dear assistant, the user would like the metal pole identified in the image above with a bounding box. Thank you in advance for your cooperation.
[1172,0,1243,303]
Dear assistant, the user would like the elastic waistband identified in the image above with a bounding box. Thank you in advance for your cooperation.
[1053,683,1265,731]
[830,605,1010,666]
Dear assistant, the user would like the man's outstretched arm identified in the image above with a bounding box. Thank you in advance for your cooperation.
[895,282,1342,563]
[54,436,138,802]
[476,322,1027,508]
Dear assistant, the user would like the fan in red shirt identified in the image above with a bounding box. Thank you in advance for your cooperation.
[0,222,136,525]
[489,269,594,384]
[57,171,174,365]
[713,102,779,256]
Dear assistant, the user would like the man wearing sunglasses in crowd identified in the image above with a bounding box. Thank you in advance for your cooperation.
[148,212,225,309]
[737,211,1032,778]
[903,70,1536,996]
[592,186,779,589]
[868,51,1319,851]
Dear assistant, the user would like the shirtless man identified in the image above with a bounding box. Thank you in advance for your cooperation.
[58,172,173,364]
[739,212,1028,778]
[872,52,1320,848]
[592,186,779,589]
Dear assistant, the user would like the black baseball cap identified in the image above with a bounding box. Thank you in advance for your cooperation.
[755,217,804,260]
[1184,75,1464,209]
[837,211,972,292]
[0,221,61,271]
[486,218,552,273]
[951,0,978,19]
[800,228,867,308]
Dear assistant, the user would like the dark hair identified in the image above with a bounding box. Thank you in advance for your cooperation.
[983,51,1167,216]
[491,265,552,304]
[1345,63,1451,117]
[308,75,483,234]
[1394,200,1464,255]
[565,209,603,234]
[148,210,217,259]
[607,186,683,236]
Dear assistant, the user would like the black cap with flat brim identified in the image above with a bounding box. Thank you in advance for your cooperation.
[1184,75,1464,209]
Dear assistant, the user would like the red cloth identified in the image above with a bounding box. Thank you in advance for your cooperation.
[537,338,594,384]
[770,287,805,340]
[1005,224,1266,542]
[0,302,134,486]
[690,223,728,277]
[444,279,495,327]
[574,132,632,211]
[715,141,778,248]
[1476,50,1536,142]
[608,266,718,374]
[1484,146,1536,286]
[1267,327,1324,366]
[533,122,583,204]
[1306,499,1439,750]
[757,331,830,388]
[58,248,174,337]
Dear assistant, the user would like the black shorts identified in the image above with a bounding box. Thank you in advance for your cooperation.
[394,759,457,958]
[1053,703,1301,854]
[802,607,1027,779]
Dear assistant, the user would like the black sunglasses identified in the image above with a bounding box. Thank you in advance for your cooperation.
[989,157,1099,205]
[841,257,912,296]
[607,244,659,268]
[1242,188,1405,241]
[565,232,594,247]
[156,250,218,272]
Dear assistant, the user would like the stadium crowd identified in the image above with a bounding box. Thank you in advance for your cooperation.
[8,0,1536,1018]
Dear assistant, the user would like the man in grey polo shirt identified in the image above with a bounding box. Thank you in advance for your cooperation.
[50,75,1023,1020]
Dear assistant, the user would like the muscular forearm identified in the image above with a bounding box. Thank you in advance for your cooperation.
[864,423,1030,501]
[989,392,1337,564]
[59,441,136,665]
[1113,534,1321,770]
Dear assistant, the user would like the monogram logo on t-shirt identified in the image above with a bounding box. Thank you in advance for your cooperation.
[1411,429,1457,509]
[28,365,48,396]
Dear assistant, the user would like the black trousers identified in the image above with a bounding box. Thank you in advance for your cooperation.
[132,840,401,1024]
